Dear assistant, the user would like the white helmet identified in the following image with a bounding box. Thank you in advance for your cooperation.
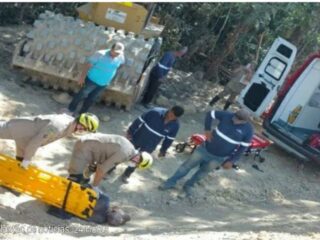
[137,152,153,170]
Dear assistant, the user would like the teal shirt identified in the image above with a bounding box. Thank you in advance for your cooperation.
[87,49,125,86]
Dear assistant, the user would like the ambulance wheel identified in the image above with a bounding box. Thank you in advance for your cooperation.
[176,143,187,153]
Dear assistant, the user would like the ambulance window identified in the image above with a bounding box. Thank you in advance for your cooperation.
[309,92,320,108]
[277,44,293,58]
[265,57,286,81]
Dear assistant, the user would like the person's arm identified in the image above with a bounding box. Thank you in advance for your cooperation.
[78,63,92,86]
[21,125,54,166]
[127,110,153,139]
[79,50,104,85]
[226,126,254,164]
[90,166,105,198]
[159,123,179,157]
[244,65,254,83]
[127,116,144,138]
[97,152,126,186]
[204,110,225,141]
[157,52,174,79]
[158,52,171,66]
[92,166,105,187]
[117,64,125,72]
[116,55,125,73]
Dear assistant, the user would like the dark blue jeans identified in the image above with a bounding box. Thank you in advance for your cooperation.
[68,77,105,114]
[141,67,162,104]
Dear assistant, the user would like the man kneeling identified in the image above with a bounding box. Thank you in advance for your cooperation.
[48,133,152,225]
[68,133,153,195]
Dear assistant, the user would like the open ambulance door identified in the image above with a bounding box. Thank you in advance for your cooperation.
[238,37,297,117]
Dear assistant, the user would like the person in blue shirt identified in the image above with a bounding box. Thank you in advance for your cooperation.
[141,47,188,108]
[121,105,185,183]
[159,109,254,197]
[67,42,125,115]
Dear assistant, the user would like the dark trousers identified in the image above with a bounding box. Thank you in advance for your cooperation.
[107,165,136,179]
[123,166,136,178]
[141,69,162,104]
[68,77,105,114]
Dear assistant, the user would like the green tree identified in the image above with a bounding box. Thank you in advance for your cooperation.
[1,2,320,82]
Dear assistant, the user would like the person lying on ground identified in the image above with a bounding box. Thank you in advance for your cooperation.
[48,190,131,226]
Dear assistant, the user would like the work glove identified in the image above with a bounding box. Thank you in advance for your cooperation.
[20,159,31,169]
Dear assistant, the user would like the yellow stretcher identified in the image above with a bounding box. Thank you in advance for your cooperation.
[0,154,97,219]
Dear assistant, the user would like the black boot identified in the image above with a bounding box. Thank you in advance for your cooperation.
[121,166,136,184]
[68,174,84,184]
[223,101,232,110]
[16,156,23,161]
[68,174,90,185]
[209,96,220,106]
[121,174,129,184]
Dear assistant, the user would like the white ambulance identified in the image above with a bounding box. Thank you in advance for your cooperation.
[238,37,320,163]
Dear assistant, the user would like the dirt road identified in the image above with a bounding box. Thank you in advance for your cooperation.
[0,26,319,240]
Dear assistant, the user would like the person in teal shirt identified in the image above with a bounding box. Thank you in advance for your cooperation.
[68,42,125,115]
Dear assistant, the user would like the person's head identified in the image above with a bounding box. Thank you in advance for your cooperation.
[165,105,184,122]
[129,151,153,170]
[75,113,99,133]
[232,109,251,124]
[106,206,131,226]
[110,42,125,58]
[175,46,188,57]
